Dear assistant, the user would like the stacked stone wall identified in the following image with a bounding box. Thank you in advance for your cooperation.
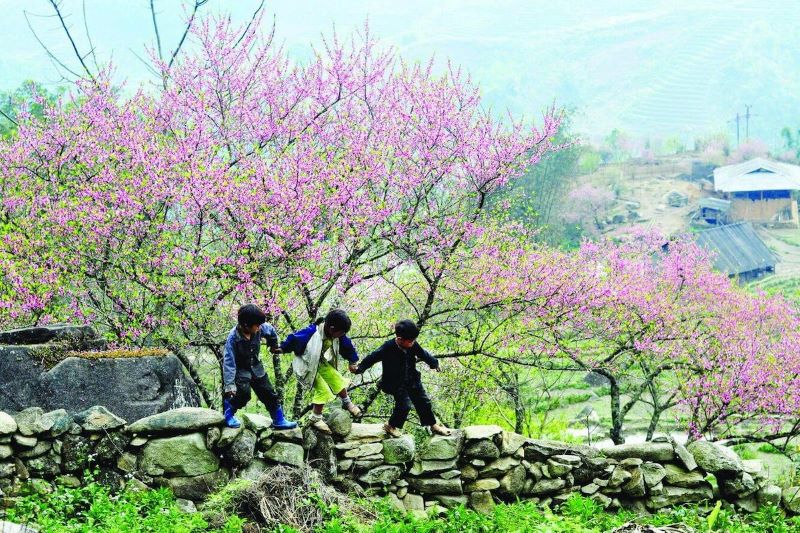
[0,405,796,517]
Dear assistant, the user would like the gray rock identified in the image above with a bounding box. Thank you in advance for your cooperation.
[353,458,384,471]
[162,468,229,500]
[419,432,464,461]
[12,435,37,448]
[464,425,503,441]
[224,429,257,467]
[581,483,600,495]
[130,436,148,447]
[590,492,613,508]
[0,445,11,460]
[273,427,303,443]
[55,475,81,488]
[620,458,643,467]
[433,495,468,508]
[671,439,698,471]
[608,466,632,488]
[403,493,425,511]
[239,459,270,481]
[14,408,46,436]
[647,485,713,510]
[306,429,337,480]
[176,498,198,514]
[440,470,461,480]
[117,452,137,473]
[498,465,526,496]
[601,442,674,462]
[408,477,462,495]
[0,412,17,435]
[73,406,126,432]
[464,478,500,492]
[464,439,500,460]
[344,442,383,458]
[0,462,16,478]
[324,408,352,438]
[359,465,403,486]
[546,458,573,477]
[410,458,458,475]
[217,426,243,448]
[461,464,479,481]
[17,440,52,459]
[663,464,706,488]
[140,433,220,476]
[469,490,495,514]
[640,462,667,488]
[527,478,566,495]
[524,439,599,461]
[500,431,528,455]
[263,441,304,468]
[344,423,385,441]
[34,353,201,423]
[241,412,273,433]
[206,427,221,449]
[742,459,765,478]
[621,467,646,497]
[734,495,759,513]
[0,521,39,533]
[26,453,61,476]
[0,324,99,346]
[758,484,782,507]
[783,486,800,514]
[383,435,415,464]
[126,407,223,435]
[686,440,743,477]
[719,472,757,498]
[480,456,520,477]
[43,410,72,437]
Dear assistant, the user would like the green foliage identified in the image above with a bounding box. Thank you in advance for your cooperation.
[732,444,758,460]
[0,80,63,138]
[4,479,244,532]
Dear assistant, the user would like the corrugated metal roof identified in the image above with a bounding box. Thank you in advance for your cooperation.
[713,157,800,192]
[695,222,776,276]
[698,197,731,212]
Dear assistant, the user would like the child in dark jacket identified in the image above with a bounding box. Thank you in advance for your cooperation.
[353,319,451,437]
[222,304,297,430]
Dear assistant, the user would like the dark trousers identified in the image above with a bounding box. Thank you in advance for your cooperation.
[389,385,436,428]
[231,372,279,413]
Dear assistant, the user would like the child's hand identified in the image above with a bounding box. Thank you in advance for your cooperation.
[348,363,359,374]
[270,346,283,354]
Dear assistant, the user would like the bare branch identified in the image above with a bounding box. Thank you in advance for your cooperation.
[150,0,164,62]
[47,0,96,81]
[168,0,210,69]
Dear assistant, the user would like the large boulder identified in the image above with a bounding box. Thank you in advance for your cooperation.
[0,326,200,421]
[127,408,224,435]
[140,433,220,476]
[686,440,744,478]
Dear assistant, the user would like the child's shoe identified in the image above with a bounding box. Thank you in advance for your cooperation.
[429,423,452,436]
[308,413,332,434]
[270,406,298,430]
[223,399,241,429]
[383,423,403,438]
[344,402,362,418]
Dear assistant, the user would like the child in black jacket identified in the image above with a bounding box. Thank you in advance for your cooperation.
[353,319,451,437]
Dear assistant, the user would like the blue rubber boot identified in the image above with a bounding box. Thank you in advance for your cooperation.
[270,406,298,430]
[223,398,241,428]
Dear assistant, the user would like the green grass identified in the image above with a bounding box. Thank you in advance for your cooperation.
[3,477,244,533]
[7,480,800,533]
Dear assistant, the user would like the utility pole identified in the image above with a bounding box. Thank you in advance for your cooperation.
[731,112,740,147]
[745,104,753,141]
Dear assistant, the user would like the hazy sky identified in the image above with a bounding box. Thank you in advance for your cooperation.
[1,1,798,146]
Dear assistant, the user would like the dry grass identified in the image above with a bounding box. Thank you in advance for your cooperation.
[226,464,374,532]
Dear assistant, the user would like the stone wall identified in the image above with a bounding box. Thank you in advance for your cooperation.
[0,405,796,517]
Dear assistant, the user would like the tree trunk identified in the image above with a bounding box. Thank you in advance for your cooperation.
[608,376,624,445]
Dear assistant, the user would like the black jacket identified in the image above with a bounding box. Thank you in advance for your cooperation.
[355,339,439,394]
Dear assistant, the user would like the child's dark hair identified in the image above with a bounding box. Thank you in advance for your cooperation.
[395,319,420,340]
[323,308,351,333]
[238,304,267,328]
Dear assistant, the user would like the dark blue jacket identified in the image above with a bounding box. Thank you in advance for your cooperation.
[355,339,439,394]
[280,323,359,363]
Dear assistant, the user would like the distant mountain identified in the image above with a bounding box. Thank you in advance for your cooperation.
[390,0,800,146]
